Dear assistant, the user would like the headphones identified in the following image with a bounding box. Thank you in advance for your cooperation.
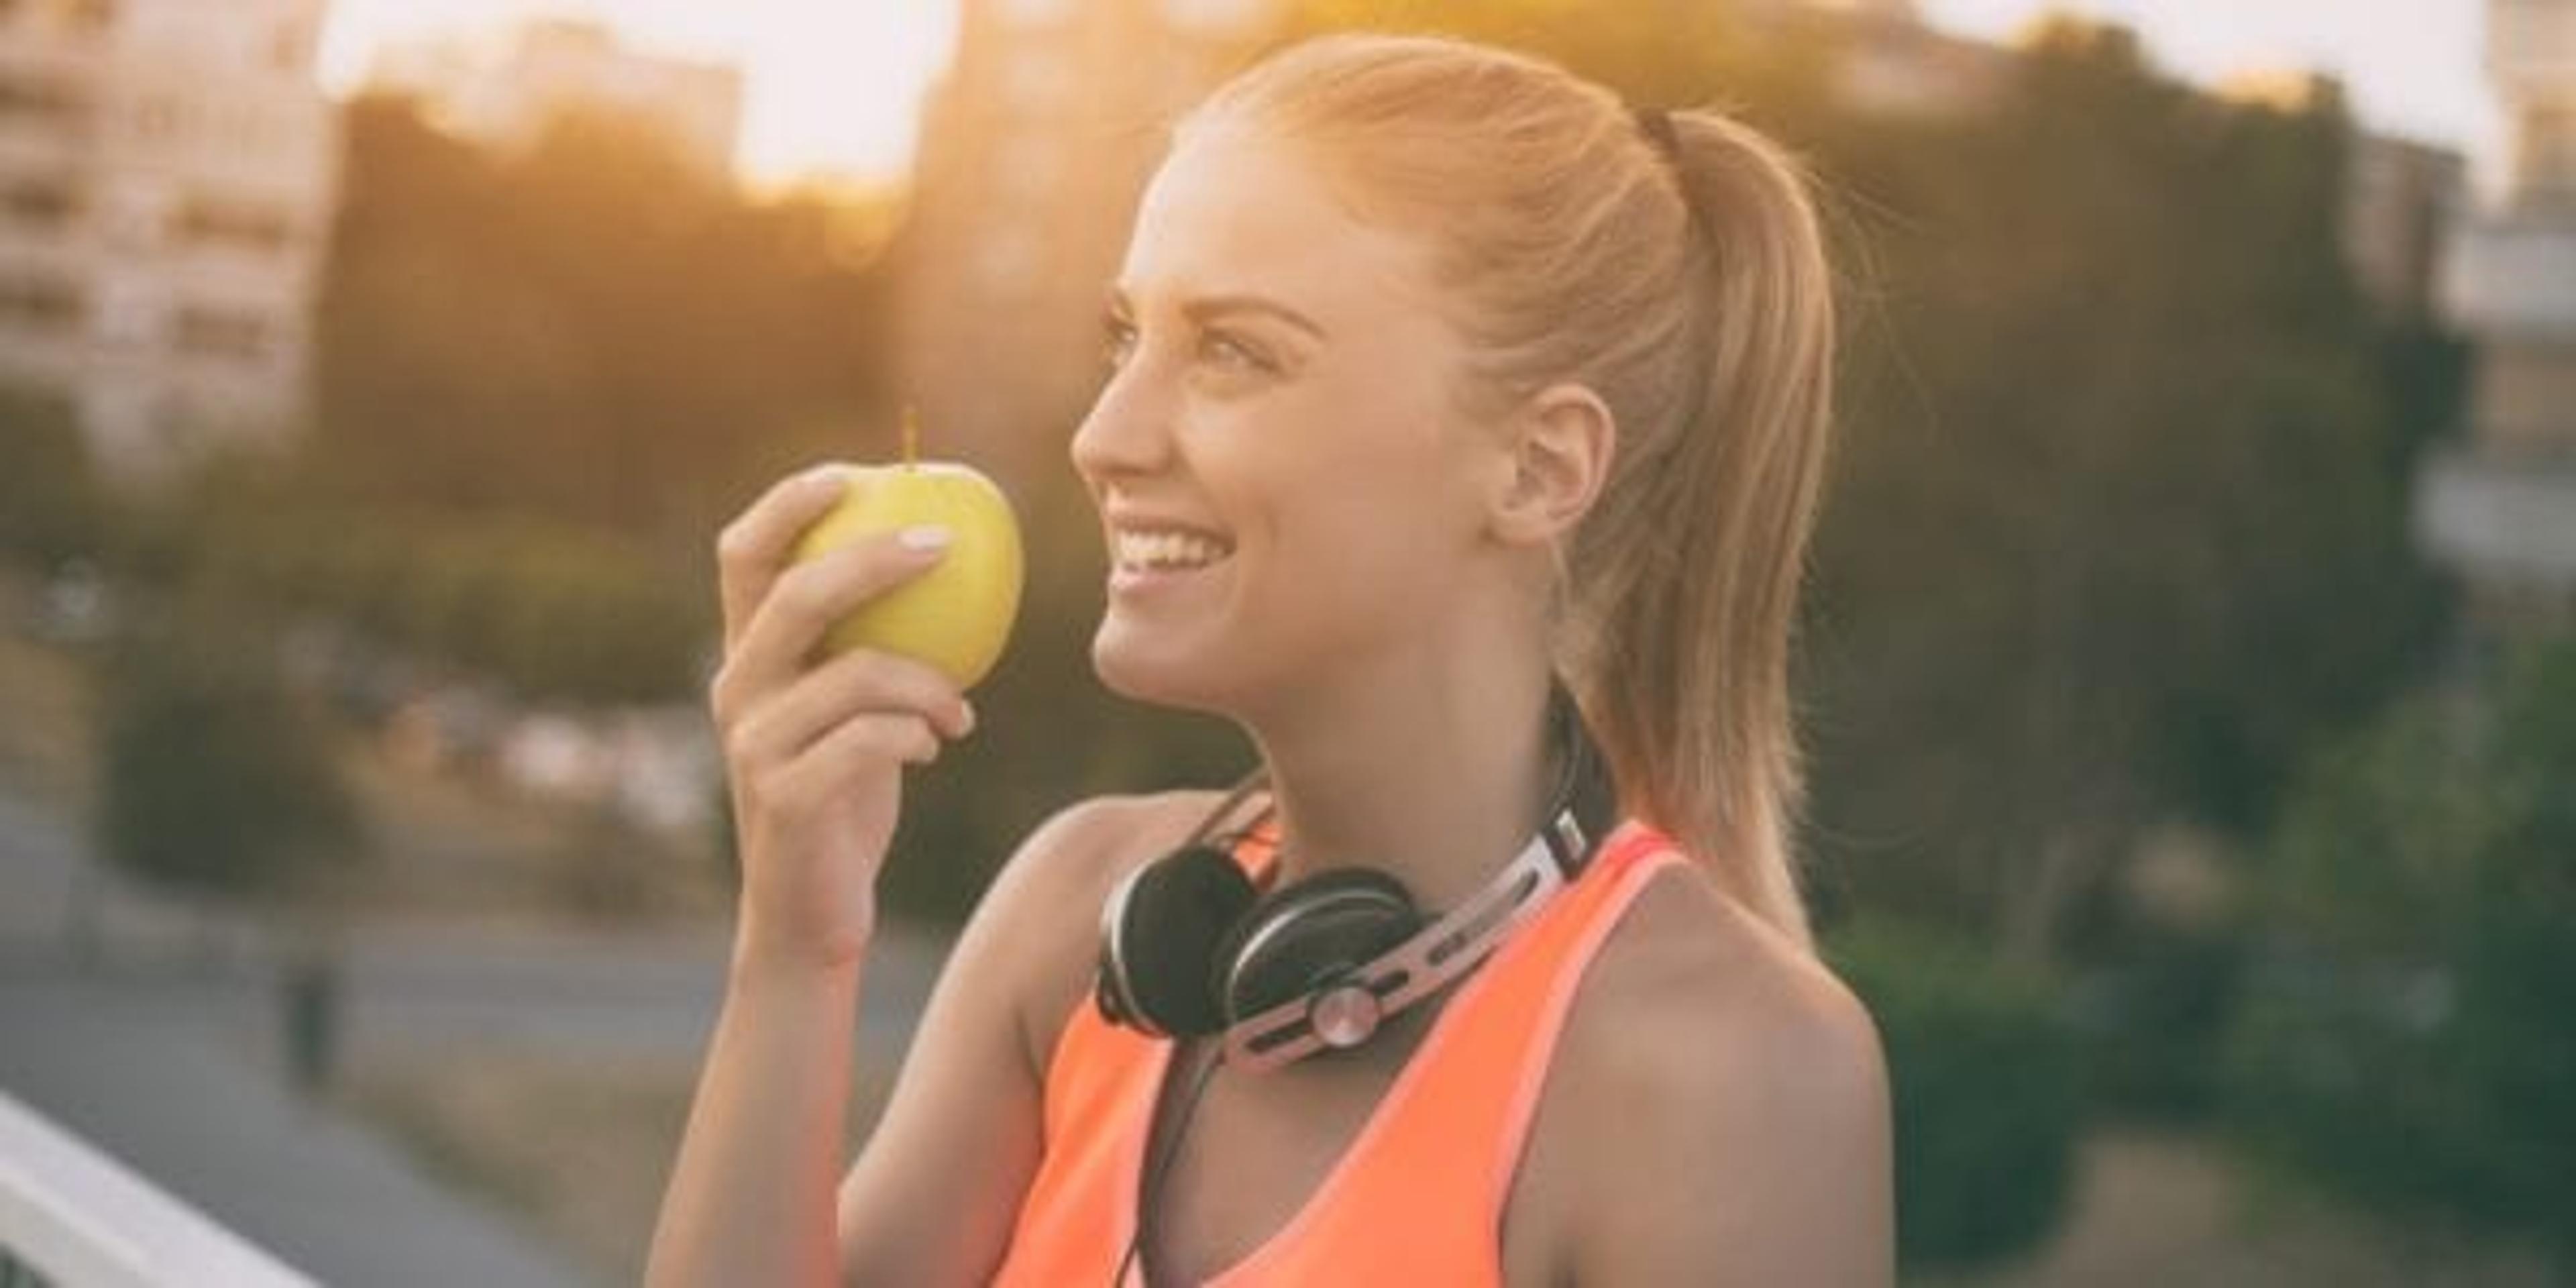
[1091,682,1620,1074]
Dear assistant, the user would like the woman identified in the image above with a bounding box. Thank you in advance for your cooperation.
[651,30,1892,1287]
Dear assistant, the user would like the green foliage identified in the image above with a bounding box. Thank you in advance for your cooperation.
[309,95,896,550]
[92,594,369,902]
[135,448,704,707]
[2221,638,2576,1261]
[1793,19,2449,954]
[2066,918,2249,1121]
[0,384,109,570]
[1827,914,2084,1270]
[2252,694,2499,957]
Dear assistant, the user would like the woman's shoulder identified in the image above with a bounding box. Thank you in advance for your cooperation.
[1578,859,1881,1081]
[975,788,1244,1074]
[1531,860,1894,1280]
[995,787,1243,903]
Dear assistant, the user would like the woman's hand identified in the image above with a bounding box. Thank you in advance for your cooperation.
[706,464,978,975]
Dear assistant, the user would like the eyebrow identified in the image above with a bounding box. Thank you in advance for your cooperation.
[1106,285,1328,341]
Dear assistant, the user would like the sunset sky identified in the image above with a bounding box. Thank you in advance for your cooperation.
[315,1,2496,191]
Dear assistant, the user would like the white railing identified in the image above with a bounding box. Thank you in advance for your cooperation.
[2414,447,2576,583]
[0,1090,314,1288]
[2440,216,2576,336]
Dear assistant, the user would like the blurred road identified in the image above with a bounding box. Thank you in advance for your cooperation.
[0,963,596,1287]
[0,780,951,1285]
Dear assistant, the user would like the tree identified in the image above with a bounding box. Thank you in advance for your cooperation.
[2220,637,2576,1265]
[92,588,369,906]
[0,384,108,570]
[308,95,898,551]
[1796,19,2449,960]
[1828,913,2083,1270]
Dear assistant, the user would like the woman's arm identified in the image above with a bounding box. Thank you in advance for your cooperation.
[1587,988,1893,1285]
[649,796,1125,1288]
[647,462,976,1285]
[646,940,872,1286]
[829,795,1151,1285]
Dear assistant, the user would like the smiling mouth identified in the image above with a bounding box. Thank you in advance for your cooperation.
[1111,527,1236,574]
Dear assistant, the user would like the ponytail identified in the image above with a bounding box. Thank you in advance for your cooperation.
[1572,107,1835,953]
[1195,34,1838,953]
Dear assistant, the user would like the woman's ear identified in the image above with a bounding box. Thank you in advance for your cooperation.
[1487,382,1616,547]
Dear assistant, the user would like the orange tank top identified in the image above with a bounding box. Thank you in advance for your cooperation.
[990,813,1690,1287]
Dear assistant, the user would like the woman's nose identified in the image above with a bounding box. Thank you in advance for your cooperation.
[1069,361,1175,482]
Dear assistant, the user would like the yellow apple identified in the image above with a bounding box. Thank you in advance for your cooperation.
[788,437,1024,690]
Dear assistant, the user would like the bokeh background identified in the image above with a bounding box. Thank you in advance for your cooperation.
[1,1,2568,1285]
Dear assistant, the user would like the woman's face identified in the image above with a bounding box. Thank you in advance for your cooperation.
[1071,124,1508,716]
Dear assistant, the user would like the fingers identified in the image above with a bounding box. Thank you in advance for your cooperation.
[711,529,950,725]
[759,712,943,819]
[715,463,861,657]
[724,645,973,775]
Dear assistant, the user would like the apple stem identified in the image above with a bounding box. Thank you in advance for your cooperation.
[902,405,919,471]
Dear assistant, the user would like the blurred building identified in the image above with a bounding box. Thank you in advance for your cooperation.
[2346,131,2469,321]
[364,18,743,182]
[894,0,1284,494]
[2418,0,2576,649]
[2220,69,2469,321]
[0,0,340,495]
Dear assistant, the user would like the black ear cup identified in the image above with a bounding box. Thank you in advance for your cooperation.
[1211,867,1421,1026]
[1096,686,1619,1081]
[1099,844,1258,1038]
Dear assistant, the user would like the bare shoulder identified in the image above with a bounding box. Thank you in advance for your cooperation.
[1538,865,1894,1286]
[985,788,1237,928]
[832,788,1239,1284]
[983,788,1242,1075]
[987,789,1228,903]
[1574,865,1887,1099]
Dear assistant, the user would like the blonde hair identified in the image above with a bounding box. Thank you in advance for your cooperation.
[1188,32,1835,952]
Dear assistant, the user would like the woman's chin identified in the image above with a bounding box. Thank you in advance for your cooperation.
[1091,622,1222,709]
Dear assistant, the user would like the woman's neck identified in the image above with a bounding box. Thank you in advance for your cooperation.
[1239,643,1564,913]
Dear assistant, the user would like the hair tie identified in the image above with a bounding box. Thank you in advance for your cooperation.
[1633,104,1680,157]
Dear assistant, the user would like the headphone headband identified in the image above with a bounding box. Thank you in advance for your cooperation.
[1095,678,1619,1071]
[1221,804,1590,1069]
[1214,682,1617,1071]
[1098,680,1619,1285]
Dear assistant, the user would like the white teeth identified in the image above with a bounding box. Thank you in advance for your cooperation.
[1115,527,1232,572]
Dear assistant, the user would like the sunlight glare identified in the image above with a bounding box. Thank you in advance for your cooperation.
[317,0,960,189]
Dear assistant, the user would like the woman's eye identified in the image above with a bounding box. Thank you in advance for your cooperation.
[1097,316,1273,378]
[1100,316,1137,370]
[1199,331,1269,372]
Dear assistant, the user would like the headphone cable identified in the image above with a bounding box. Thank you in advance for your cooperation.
[1112,1039,1226,1288]
[1107,683,1596,1285]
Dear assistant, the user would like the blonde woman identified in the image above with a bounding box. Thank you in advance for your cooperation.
[652,30,1892,1287]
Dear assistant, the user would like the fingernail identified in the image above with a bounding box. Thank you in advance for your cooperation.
[958,699,977,736]
[898,525,952,551]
